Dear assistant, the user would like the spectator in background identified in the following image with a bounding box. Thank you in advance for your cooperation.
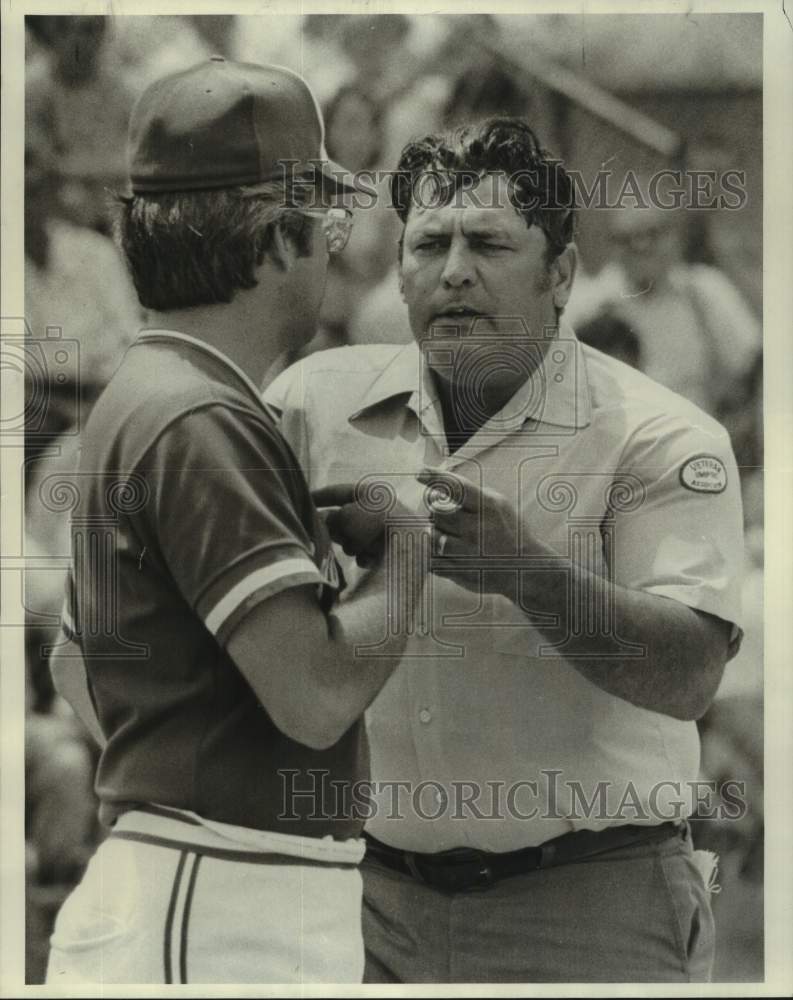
[326,85,385,174]
[189,14,235,56]
[685,138,762,318]
[112,15,219,94]
[379,14,505,173]
[566,204,761,421]
[236,14,417,111]
[443,58,532,128]
[336,14,415,104]
[24,127,143,415]
[308,86,391,355]
[26,16,137,233]
[236,14,350,106]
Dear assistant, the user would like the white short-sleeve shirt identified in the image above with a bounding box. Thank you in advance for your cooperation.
[265,328,745,852]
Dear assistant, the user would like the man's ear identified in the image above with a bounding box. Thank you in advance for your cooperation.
[270,223,294,272]
[551,244,578,311]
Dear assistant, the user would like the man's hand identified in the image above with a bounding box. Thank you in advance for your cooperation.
[312,483,391,568]
[417,467,520,593]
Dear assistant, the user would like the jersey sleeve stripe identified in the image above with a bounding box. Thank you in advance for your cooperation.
[204,558,322,636]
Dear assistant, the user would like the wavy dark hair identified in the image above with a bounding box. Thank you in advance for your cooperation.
[116,182,314,311]
[392,118,576,263]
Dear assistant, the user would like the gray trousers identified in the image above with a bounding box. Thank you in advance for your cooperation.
[362,824,715,983]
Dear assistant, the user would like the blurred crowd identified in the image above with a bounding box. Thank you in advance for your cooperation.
[23,14,763,982]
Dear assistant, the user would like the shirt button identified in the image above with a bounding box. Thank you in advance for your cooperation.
[419,708,432,724]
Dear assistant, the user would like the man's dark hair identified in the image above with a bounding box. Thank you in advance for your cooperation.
[577,310,641,370]
[116,183,314,311]
[392,118,576,263]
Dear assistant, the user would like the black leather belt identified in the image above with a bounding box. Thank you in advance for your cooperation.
[363,821,684,893]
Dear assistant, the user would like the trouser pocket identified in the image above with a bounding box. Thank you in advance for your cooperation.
[659,846,716,982]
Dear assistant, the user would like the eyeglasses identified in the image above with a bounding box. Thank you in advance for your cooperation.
[301,207,354,254]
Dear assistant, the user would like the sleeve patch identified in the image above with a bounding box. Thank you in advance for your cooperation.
[679,454,728,494]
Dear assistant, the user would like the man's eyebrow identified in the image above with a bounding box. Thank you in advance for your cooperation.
[408,223,516,242]
[407,224,450,240]
[461,222,516,241]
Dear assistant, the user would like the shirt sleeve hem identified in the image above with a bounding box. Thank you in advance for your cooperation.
[641,583,744,659]
[205,559,323,645]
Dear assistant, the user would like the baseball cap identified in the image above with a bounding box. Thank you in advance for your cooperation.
[126,56,358,197]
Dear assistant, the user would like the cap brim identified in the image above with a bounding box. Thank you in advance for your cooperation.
[312,157,367,196]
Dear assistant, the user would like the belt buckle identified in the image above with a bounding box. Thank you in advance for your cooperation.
[415,849,496,893]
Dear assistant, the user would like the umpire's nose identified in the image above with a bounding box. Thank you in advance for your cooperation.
[440,237,477,289]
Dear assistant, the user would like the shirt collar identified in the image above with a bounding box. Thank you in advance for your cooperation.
[349,342,431,421]
[133,328,278,418]
[350,325,591,430]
